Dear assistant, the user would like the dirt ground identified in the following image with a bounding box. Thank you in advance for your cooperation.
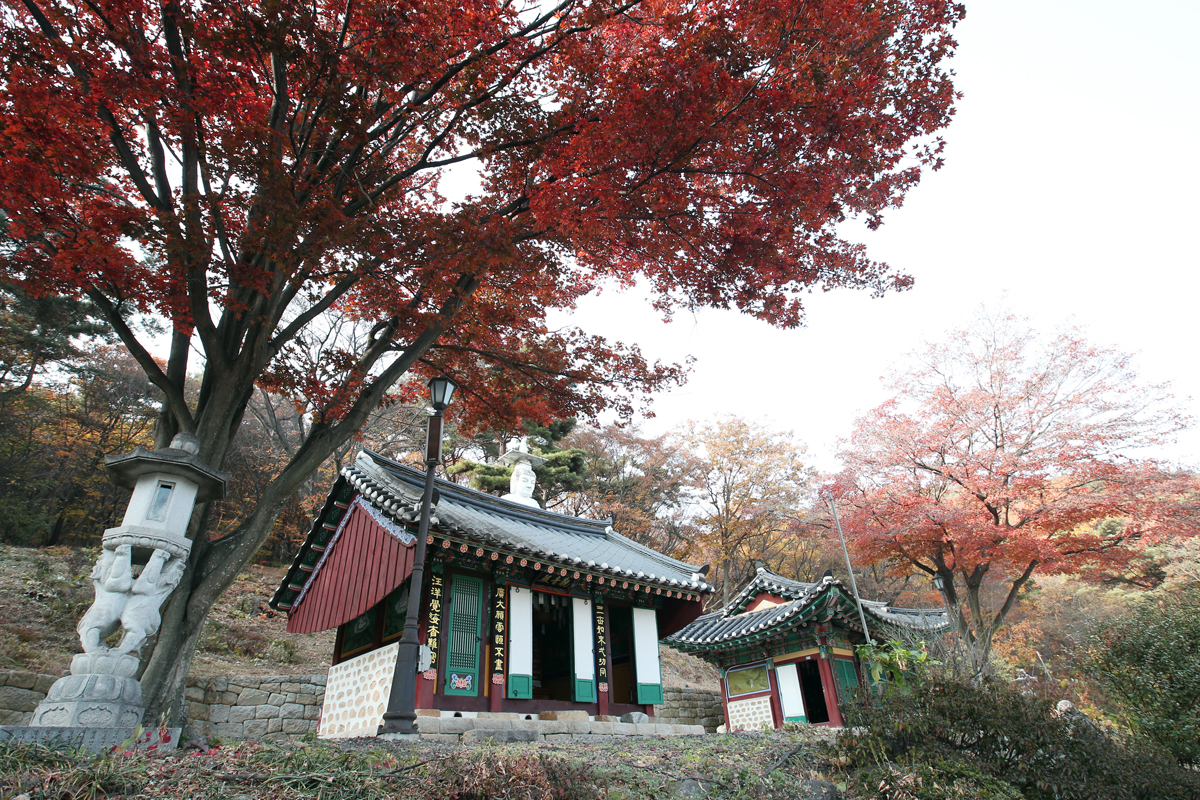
[0,545,719,689]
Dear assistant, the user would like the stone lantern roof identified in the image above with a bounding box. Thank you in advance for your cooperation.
[103,433,230,502]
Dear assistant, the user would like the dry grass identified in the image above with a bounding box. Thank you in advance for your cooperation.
[0,728,844,800]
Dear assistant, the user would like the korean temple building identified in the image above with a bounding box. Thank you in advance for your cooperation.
[271,449,715,738]
[665,567,948,731]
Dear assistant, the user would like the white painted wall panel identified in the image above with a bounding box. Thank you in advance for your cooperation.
[632,607,661,685]
[508,585,533,675]
[776,662,806,720]
[572,597,595,680]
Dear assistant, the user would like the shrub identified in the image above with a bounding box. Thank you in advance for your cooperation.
[266,637,298,664]
[839,676,1200,800]
[1082,586,1200,765]
[199,620,267,658]
[853,758,1024,800]
[421,750,606,800]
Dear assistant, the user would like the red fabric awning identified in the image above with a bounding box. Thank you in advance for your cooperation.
[286,500,416,634]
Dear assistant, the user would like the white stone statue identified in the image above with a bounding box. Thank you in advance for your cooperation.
[116,548,186,655]
[501,459,541,508]
[78,545,134,652]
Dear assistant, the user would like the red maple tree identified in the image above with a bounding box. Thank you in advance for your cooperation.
[833,311,1194,675]
[1,0,964,717]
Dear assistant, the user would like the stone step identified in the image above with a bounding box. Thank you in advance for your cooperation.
[414,715,705,739]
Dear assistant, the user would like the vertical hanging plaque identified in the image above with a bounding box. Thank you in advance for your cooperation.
[426,572,444,689]
[491,584,507,684]
[594,596,609,693]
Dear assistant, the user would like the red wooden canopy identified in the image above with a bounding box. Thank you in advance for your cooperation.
[286,500,415,634]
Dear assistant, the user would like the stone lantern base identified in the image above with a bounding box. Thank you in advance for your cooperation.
[30,653,144,729]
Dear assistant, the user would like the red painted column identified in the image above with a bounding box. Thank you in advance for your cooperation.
[488,581,504,713]
[766,668,784,729]
[415,572,436,710]
[720,674,732,731]
[596,600,611,716]
[817,656,844,727]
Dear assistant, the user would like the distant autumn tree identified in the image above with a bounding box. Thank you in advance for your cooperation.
[0,344,158,545]
[561,423,701,556]
[681,416,814,605]
[0,0,964,720]
[834,311,1193,676]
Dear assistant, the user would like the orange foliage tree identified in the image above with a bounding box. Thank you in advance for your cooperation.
[681,416,814,605]
[833,311,1193,675]
[0,0,965,719]
[559,423,702,557]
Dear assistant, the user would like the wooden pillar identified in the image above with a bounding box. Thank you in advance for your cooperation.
[488,581,505,713]
[415,569,441,710]
[817,655,844,727]
[766,666,784,729]
[595,599,611,716]
[719,670,732,731]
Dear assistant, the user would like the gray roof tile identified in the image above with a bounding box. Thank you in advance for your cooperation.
[348,450,713,592]
[666,567,947,650]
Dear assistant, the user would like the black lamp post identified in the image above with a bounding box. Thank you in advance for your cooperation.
[379,375,458,737]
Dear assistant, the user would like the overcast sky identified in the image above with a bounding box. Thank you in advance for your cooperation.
[547,0,1200,472]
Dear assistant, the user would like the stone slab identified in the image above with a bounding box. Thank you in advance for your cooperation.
[0,726,180,754]
[0,686,42,713]
[538,710,589,721]
[463,728,540,744]
[438,718,477,734]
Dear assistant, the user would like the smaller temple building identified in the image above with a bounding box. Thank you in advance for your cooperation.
[271,449,715,737]
[665,567,947,731]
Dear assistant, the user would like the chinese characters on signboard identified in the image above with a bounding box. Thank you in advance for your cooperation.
[595,597,608,693]
[426,573,444,689]
[491,584,507,684]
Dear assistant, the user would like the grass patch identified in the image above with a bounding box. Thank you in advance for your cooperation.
[0,731,848,800]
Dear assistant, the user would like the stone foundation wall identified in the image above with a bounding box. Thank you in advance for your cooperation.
[0,670,58,725]
[185,674,326,741]
[1,668,723,740]
[655,687,723,732]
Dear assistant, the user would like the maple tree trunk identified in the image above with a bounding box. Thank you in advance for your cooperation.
[934,559,1038,681]
[132,321,460,724]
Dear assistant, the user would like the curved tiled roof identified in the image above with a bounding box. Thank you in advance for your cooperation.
[272,449,714,611]
[665,567,948,655]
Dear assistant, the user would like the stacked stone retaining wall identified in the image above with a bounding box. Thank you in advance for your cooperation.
[0,669,723,740]
[0,670,58,726]
[656,687,723,733]
[185,674,326,741]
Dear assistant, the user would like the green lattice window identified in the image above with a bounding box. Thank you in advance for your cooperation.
[444,575,483,696]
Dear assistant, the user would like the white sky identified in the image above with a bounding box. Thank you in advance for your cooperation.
[547,0,1200,472]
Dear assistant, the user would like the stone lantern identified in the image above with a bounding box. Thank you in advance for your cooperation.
[30,433,228,729]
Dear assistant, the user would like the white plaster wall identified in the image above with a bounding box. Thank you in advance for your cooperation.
[317,643,398,738]
[727,696,773,731]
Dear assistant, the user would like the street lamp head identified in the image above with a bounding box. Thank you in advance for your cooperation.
[932,573,946,592]
[427,375,459,411]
